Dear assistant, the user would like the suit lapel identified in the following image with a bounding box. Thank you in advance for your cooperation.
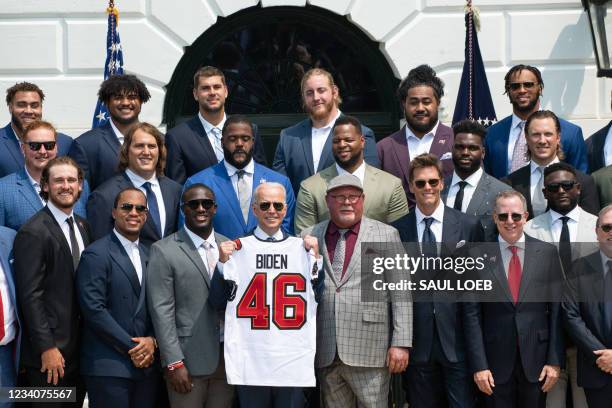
[177,229,211,287]
[316,221,339,288]
[0,239,16,305]
[216,164,246,229]
[299,121,315,175]
[517,239,538,304]
[159,177,175,236]
[190,116,218,165]
[101,123,121,152]
[429,125,451,158]
[134,245,148,317]
[42,207,73,259]
[2,124,24,165]
[466,173,489,214]
[317,127,335,172]
[339,219,369,286]
[109,233,141,296]
[362,165,377,214]
[496,118,513,173]
[16,170,43,213]
[390,127,411,184]
[488,246,515,304]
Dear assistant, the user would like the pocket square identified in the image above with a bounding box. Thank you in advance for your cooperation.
[440,152,452,160]
[455,240,466,249]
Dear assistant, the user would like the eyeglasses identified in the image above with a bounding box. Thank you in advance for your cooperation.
[453,143,481,152]
[497,213,523,222]
[414,179,440,189]
[258,202,285,211]
[184,199,216,210]
[26,141,56,151]
[599,224,612,233]
[329,194,362,204]
[118,203,148,213]
[509,82,536,91]
[545,180,577,193]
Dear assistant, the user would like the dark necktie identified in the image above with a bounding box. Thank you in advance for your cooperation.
[66,216,81,270]
[422,217,437,257]
[453,181,468,211]
[508,246,522,304]
[266,236,276,242]
[142,182,162,237]
[603,260,612,338]
[559,216,572,274]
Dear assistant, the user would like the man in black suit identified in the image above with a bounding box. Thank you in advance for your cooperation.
[69,74,151,190]
[87,122,182,249]
[13,156,91,406]
[164,66,266,184]
[502,110,599,220]
[562,204,612,408]
[465,190,564,408]
[392,153,482,408]
[442,120,512,241]
[586,93,611,173]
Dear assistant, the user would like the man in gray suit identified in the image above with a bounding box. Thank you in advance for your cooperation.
[442,120,511,241]
[147,183,233,408]
[295,115,408,234]
[302,174,412,407]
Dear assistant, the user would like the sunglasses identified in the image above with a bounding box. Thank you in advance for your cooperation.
[599,224,612,233]
[509,82,536,91]
[184,199,216,210]
[27,141,56,151]
[497,213,523,222]
[119,203,148,213]
[545,180,577,193]
[329,194,362,204]
[414,179,440,189]
[259,201,285,211]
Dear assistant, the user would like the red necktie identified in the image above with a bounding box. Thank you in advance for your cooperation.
[508,246,522,303]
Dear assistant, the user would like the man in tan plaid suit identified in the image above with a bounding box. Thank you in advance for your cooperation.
[302,174,413,407]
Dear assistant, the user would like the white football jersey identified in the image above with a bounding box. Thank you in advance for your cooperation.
[223,235,318,387]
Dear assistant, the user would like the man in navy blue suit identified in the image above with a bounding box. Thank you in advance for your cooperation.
[273,67,379,194]
[0,226,18,408]
[483,65,587,178]
[69,74,151,190]
[586,94,611,173]
[77,187,160,408]
[184,115,295,240]
[0,82,74,178]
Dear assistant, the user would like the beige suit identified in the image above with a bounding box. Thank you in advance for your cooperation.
[294,163,408,234]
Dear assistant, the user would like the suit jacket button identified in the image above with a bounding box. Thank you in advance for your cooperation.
[336,288,340,293]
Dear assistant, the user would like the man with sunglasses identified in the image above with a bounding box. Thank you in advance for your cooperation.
[442,120,513,241]
[502,110,599,220]
[0,82,75,178]
[524,162,596,408]
[0,120,89,231]
[183,115,295,240]
[391,153,482,408]
[563,204,612,408]
[77,187,161,408]
[147,183,234,408]
[465,190,564,408]
[483,64,587,179]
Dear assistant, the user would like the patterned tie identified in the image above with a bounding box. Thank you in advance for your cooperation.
[510,121,528,172]
[236,170,250,223]
[332,229,348,282]
[559,216,572,274]
[453,181,468,211]
[603,260,612,338]
[508,246,522,303]
[66,216,81,270]
[532,166,547,216]
[422,217,437,257]
[211,127,223,161]
[142,182,162,237]
[202,241,217,278]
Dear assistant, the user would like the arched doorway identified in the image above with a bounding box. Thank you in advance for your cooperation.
[163,4,401,163]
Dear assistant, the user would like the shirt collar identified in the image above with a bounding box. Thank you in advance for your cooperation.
[254,226,284,241]
[184,226,216,249]
[511,114,526,131]
[498,233,526,251]
[450,167,483,187]
[530,157,559,174]
[223,158,255,177]
[24,166,40,189]
[113,228,140,248]
[109,119,126,144]
[47,201,74,225]
[415,201,445,225]
[198,111,226,135]
[549,206,580,224]
[125,168,158,187]
[327,219,361,237]
[336,161,366,181]
[405,121,440,141]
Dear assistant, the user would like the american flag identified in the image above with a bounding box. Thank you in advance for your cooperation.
[91,5,124,128]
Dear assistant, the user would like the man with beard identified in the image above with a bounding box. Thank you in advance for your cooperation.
[484,65,587,178]
[165,66,267,184]
[1,82,74,178]
[69,74,151,190]
[183,115,295,239]
[294,115,408,234]
[273,67,379,194]
[441,120,512,241]
[0,120,89,231]
[377,65,455,209]
[502,110,599,220]
[525,162,597,408]
[13,156,91,406]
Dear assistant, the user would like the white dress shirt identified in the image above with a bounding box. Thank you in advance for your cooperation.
[415,202,445,243]
[0,261,16,345]
[405,121,440,160]
[335,161,366,186]
[506,114,526,174]
[605,124,612,167]
[446,168,483,212]
[529,158,559,201]
[198,112,227,162]
[549,207,580,242]
[311,110,341,172]
[184,226,219,277]
[126,168,166,236]
[109,119,126,145]
[25,166,45,205]
[114,229,143,284]
[498,234,526,278]
[47,201,85,257]
[224,159,255,202]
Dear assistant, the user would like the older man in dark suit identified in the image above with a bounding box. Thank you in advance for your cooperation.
[87,122,181,249]
[69,74,151,190]
[14,156,91,407]
[378,65,454,209]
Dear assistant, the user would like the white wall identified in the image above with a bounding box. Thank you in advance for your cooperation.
[0,0,609,137]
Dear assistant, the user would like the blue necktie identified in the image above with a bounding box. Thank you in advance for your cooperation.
[142,182,161,237]
[422,217,437,257]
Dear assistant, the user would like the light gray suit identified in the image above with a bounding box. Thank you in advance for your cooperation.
[525,207,597,408]
[147,228,233,408]
[303,216,412,407]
